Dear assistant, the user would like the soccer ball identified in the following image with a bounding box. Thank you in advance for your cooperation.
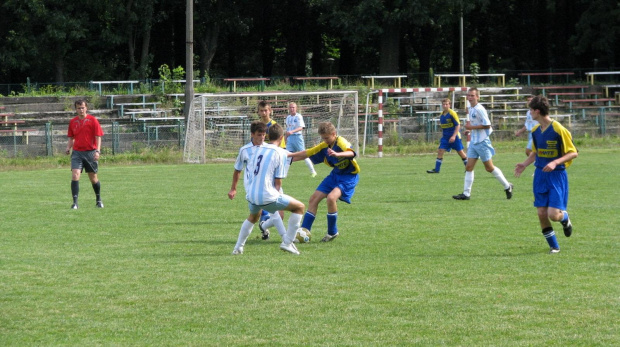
[295,228,311,243]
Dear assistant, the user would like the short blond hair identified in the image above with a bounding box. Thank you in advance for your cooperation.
[318,122,336,135]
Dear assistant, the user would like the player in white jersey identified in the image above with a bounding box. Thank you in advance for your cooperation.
[453,87,513,200]
[514,96,538,156]
[285,102,317,176]
[232,124,305,255]
[228,121,267,200]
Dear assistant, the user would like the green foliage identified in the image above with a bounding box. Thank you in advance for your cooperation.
[469,62,480,85]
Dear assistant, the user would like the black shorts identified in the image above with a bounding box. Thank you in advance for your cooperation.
[71,150,99,173]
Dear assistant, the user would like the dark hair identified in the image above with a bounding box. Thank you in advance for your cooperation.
[250,120,267,134]
[528,95,550,116]
[74,99,88,107]
[258,100,271,110]
[268,123,283,141]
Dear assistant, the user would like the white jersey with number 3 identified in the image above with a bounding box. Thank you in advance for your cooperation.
[245,144,288,205]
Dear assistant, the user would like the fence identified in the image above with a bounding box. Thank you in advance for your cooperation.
[0,121,185,157]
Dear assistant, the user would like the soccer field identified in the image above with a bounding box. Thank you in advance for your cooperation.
[1,148,619,345]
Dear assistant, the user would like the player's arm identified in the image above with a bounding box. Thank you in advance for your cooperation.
[65,137,74,155]
[94,136,102,159]
[514,151,537,177]
[287,126,304,136]
[274,178,282,192]
[515,125,527,136]
[228,170,241,200]
[288,150,309,162]
[450,123,460,142]
[327,148,355,158]
[542,151,578,172]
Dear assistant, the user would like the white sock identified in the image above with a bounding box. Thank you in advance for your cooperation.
[464,171,474,196]
[234,220,254,249]
[285,213,303,244]
[305,158,316,173]
[269,212,286,238]
[263,214,275,229]
[491,167,510,189]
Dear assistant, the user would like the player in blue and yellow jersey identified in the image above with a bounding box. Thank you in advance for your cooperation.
[427,98,468,173]
[288,122,360,242]
[515,95,578,254]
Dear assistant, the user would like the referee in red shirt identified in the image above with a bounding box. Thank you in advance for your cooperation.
[66,100,104,209]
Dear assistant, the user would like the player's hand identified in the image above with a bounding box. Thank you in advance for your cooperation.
[228,189,236,200]
[65,149,71,155]
[449,137,455,143]
[327,148,337,157]
[543,161,557,172]
[514,163,526,177]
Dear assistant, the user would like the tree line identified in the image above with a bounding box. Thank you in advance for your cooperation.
[0,0,618,84]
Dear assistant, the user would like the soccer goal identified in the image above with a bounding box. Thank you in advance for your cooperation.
[183,91,359,163]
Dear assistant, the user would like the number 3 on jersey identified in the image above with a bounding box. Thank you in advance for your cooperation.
[253,155,263,175]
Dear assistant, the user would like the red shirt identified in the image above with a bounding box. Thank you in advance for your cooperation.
[67,115,104,151]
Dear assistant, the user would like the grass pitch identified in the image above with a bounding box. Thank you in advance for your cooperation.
[1,147,619,345]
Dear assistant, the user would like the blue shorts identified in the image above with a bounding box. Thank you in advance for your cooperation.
[467,138,495,162]
[248,194,292,214]
[439,137,464,152]
[533,168,568,210]
[316,171,359,204]
[286,135,306,152]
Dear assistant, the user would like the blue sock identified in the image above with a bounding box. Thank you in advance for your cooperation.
[260,210,269,222]
[561,211,569,223]
[301,211,315,230]
[463,158,468,166]
[434,158,442,172]
[542,227,559,249]
[327,212,338,235]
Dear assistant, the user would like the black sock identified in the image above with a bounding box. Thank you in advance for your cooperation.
[92,181,101,202]
[71,180,79,204]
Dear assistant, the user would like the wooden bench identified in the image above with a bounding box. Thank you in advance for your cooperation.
[433,73,505,87]
[361,75,407,89]
[125,109,168,121]
[602,84,620,98]
[223,78,270,92]
[115,102,161,117]
[585,71,620,85]
[518,72,574,86]
[547,92,603,105]
[90,80,140,95]
[293,76,340,90]
[531,85,589,97]
[0,128,37,144]
[560,98,615,110]
[1,112,16,122]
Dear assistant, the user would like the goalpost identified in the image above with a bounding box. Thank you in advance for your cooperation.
[183,91,359,163]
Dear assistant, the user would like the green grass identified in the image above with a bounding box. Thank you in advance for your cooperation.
[1,147,619,345]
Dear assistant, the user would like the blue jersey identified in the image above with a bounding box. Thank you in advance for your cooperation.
[531,121,577,170]
[440,109,462,139]
[306,136,360,175]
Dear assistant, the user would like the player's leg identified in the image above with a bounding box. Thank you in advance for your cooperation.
[428,147,446,173]
[454,145,478,199]
[546,171,572,237]
[233,209,261,255]
[537,207,560,253]
[83,151,103,208]
[482,157,513,199]
[279,195,305,254]
[323,188,342,241]
[70,152,83,209]
[301,190,327,231]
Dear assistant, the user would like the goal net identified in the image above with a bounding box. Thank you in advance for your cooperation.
[183,91,359,163]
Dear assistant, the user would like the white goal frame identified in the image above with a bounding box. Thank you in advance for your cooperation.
[183,91,359,163]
